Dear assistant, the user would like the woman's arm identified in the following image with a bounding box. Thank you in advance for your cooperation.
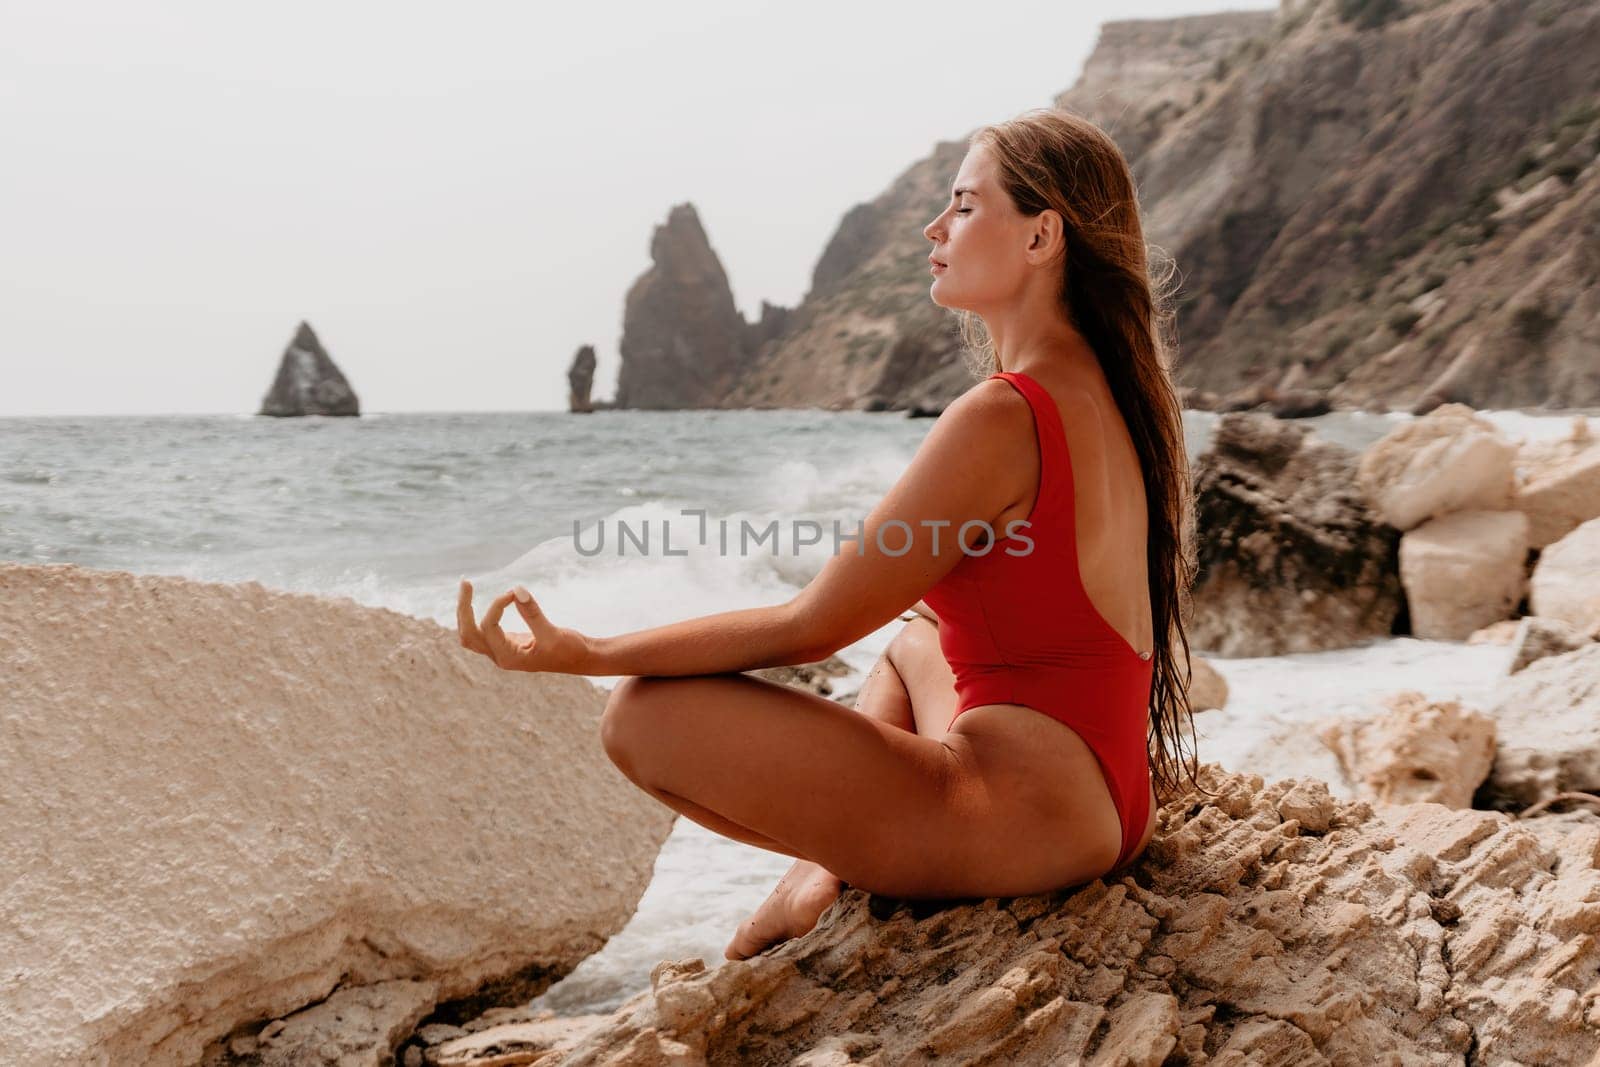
[467,380,1023,678]
[577,602,814,677]
[906,598,939,624]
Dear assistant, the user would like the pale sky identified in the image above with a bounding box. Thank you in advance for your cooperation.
[0,1,1275,416]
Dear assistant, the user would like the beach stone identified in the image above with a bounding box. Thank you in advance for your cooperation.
[1530,516,1600,632]
[1398,508,1530,640]
[526,765,1600,1065]
[1481,643,1600,811]
[1508,615,1596,675]
[1355,403,1516,531]
[1188,413,1402,656]
[1467,618,1522,645]
[1316,690,1495,808]
[0,562,674,1067]
[1513,416,1600,548]
[1187,656,1229,712]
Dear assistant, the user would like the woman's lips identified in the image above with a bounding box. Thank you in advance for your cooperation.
[930,261,947,273]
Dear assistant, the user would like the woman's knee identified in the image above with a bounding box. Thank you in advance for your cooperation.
[600,675,665,764]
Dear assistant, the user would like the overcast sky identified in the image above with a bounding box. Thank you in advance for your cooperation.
[1,1,1275,416]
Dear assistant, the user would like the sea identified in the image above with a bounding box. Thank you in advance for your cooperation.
[1,401,1590,1018]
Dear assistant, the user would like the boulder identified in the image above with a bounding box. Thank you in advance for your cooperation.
[1467,618,1522,645]
[1529,516,1600,631]
[501,766,1600,1065]
[1316,691,1496,808]
[0,563,674,1067]
[1510,415,1600,550]
[1516,447,1600,549]
[1508,615,1596,675]
[1398,509,1530,640]
[1355,404,1516,531]
[1481,643,1600,811]
[1188,413,1402,656]
[1187,656,1229,712]
[257,321,360,417]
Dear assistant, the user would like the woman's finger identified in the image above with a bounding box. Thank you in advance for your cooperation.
[479,589,519,667]
[457,579,490,655]
[512,586,549,637]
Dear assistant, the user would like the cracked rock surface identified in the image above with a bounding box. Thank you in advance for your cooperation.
[447,765,1599,1066]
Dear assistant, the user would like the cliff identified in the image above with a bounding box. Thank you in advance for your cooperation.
[612,0,1600,413]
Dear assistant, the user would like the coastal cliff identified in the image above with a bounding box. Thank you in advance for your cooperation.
[610,0,1600,413]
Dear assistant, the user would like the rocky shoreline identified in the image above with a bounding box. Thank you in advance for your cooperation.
[3,402,1598,1064]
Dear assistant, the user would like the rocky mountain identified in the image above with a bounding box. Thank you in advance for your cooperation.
[608,0,1600,413]
[257,321,360,417]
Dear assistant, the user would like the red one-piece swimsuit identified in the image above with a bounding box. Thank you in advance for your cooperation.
[921,369,1156,873]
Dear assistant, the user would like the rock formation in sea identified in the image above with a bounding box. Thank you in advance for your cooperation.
[1187,412,1402,656]
[0,562,674,1067]
[611,203,792,411]
[422,764,1600,1066]
[608,0,1600,413]
[567,344,598,413]
[257,320,360,417]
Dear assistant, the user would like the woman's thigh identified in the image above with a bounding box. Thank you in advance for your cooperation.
[604,672,1117,897]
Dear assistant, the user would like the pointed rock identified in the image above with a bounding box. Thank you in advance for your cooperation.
[614,203,750,410]
[258,321,360,417]
[567,344,598,413]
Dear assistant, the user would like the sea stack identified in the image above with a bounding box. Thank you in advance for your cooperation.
[568,343,597,413]
[258,321,360,417]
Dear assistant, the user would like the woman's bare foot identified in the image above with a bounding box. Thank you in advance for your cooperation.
[724,859,845,961]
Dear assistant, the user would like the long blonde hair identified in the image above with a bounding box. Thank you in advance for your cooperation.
[957,107,1208,803]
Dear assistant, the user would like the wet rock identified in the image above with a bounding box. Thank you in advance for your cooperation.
[1188,413,1402,655]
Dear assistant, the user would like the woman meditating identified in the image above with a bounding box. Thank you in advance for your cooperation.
[457,107,1201,963]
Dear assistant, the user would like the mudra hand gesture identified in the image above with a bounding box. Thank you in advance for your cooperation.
[456,579,588,673]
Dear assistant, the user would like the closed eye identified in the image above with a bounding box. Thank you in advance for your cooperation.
[956,208,971,214]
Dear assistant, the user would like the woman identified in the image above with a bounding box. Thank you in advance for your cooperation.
[457,107,1202,963]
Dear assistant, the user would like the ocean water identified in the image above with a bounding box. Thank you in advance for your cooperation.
[0,401,1587,1018]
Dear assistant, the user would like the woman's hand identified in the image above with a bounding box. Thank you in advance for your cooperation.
[455,579,589,674]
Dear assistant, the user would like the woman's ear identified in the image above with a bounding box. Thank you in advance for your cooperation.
[1026,209,1067,266]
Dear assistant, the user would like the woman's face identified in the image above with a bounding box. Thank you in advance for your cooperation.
[923,143,1037,312]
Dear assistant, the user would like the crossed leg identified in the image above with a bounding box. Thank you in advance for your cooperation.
[598,619,1092,900]
[607,619,946,862]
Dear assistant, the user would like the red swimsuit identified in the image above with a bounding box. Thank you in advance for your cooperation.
[921,370,1155,873]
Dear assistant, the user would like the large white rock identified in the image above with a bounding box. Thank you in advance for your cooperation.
[1529,515,1600,632]
[1356,403,1516,531]
[1482,643,1600,810]
[1398,509,1530,640]
[0,563,675,1067]
[1513,415,1600,548]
